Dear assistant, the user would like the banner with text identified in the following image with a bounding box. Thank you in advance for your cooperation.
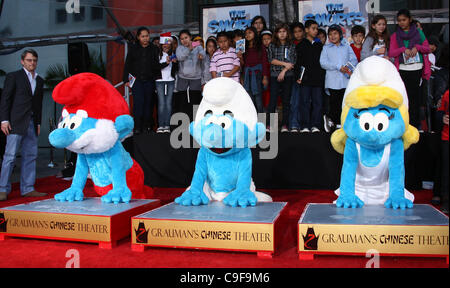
[201,2,270,41]
[298,0,369,43]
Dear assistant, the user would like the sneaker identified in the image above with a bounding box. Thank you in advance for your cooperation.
[290,128,299,133]
[281,126,289,133]
[323,115,334,133]
[266,126,270,133]
[300,128,310,133]
[311,127,320,133]
[164,126,171,133]
[156,127,165,133]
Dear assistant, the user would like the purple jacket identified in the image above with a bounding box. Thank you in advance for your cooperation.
[389,32,431,80]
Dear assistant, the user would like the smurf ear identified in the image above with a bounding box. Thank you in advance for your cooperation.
[114,115,134,140]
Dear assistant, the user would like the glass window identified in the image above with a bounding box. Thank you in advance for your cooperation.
[91,6,103,21]
[73,6,85,22]
[56,9,67,24]
[380,0,447,11]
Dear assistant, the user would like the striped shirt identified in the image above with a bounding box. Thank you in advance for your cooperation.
[209,47,241,82]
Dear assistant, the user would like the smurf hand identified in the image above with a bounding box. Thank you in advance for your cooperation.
[175,188,210,206]
[101,187,132,204]
[384,197,413,210]
[55,187,84,202]
[223,189,257,208]
[336,194,364,208]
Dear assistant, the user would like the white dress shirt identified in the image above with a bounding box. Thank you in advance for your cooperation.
[24,67,38,95]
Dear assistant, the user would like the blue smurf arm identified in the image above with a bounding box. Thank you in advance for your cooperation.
[55,153,88,202]
[223,149,257,208]
[385,138,413,209]
[72,154,89,189]
[336,137,364,208]
[100,143,132,204]
[175,147,210,206]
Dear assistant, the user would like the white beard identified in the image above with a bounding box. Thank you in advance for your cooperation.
[67,119,119,154]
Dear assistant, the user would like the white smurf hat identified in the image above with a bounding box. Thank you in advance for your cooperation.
[342,56,409,110]
[194,77,258,131]
[331,56,419,154]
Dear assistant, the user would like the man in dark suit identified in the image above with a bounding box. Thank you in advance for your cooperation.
[0,49,46,201]
[0,87,5,166]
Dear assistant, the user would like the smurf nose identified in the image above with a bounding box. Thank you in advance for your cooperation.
[49,128,77,149]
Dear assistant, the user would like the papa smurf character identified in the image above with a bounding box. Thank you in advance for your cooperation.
[331,56,420,209]
[175,77,272,207]
[49,73,150,203]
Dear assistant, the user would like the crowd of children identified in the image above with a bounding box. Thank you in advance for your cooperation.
[124,10,448,213]
[125,10,448,139]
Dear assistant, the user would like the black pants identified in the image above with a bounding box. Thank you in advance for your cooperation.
[173,90,202,123]
[267,76,293,128]
[400,69,422,128]
[132,79,156,129]
[299,85,323,129]
[441,140,449,210]
[328,88,346,126]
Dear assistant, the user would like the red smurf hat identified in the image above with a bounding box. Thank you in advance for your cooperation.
[52,73,130,121]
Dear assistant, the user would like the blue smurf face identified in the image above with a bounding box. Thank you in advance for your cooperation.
[50,113,97,149]
[190,110,265,155]
[49,111,133,154]
[344,105,405,149]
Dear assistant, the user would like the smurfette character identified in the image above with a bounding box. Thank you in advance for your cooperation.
[331,56,419,209]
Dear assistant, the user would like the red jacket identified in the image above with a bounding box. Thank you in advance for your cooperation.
[438,90,449,141]
[350,43,362,62]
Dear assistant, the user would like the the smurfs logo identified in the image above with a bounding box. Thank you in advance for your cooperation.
[208,9,252,34]
[304,2,366,27]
